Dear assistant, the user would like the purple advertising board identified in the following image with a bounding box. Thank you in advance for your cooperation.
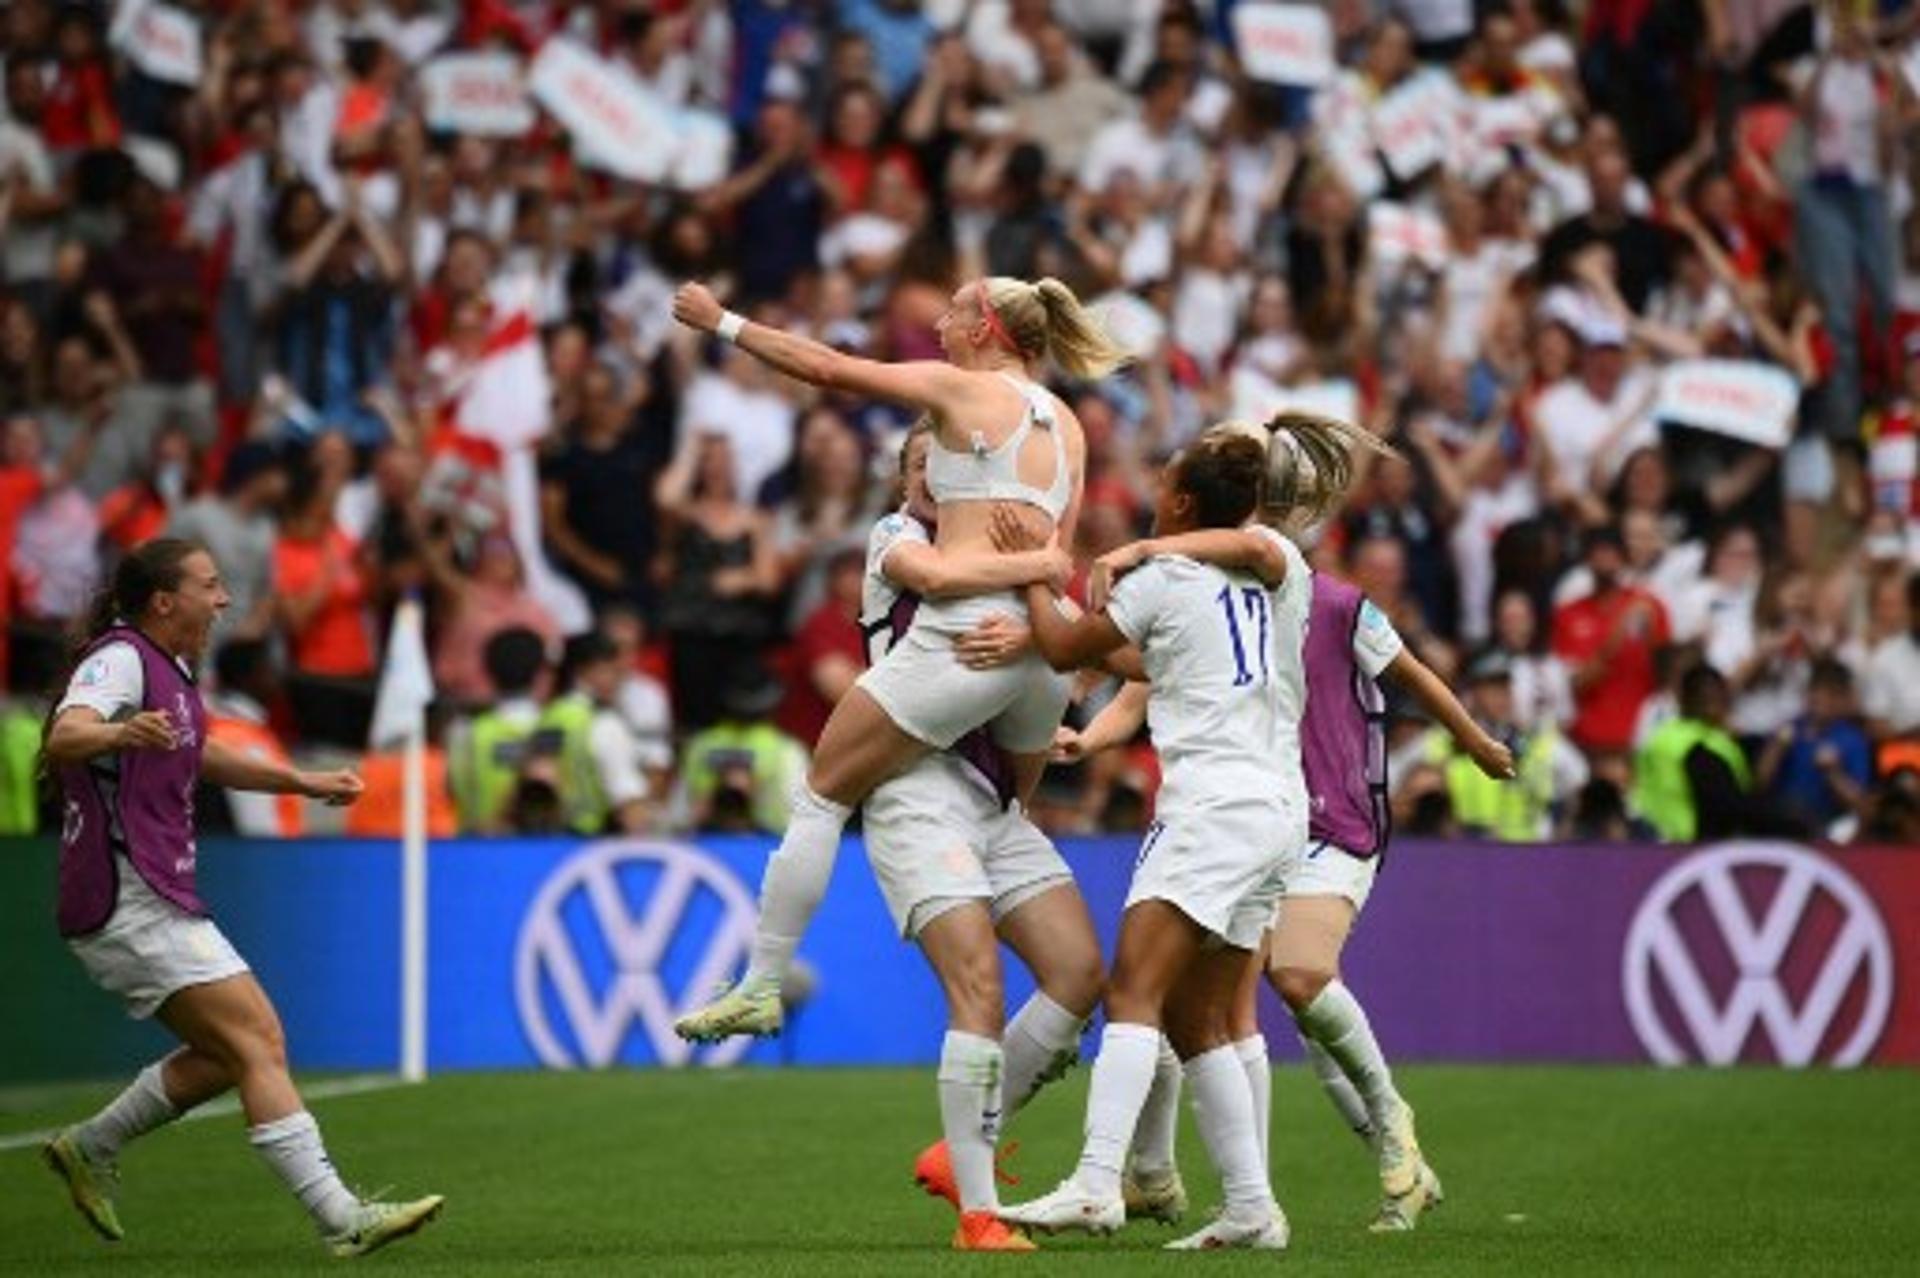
[1289,840,1914,1067]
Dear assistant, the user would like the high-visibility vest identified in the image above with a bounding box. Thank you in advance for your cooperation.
[451,709,539,832]
[207,713,305,836]
[1633,718,1752,843]
[681,722,808,833]
[538,694,608,836]
[1426,726,1564,842]
[0,706,41,835]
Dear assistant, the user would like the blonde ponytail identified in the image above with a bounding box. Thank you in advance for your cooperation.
[1260,410,1395,526]
[980,276,1133,380]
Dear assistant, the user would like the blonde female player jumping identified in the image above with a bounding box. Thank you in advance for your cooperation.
[668,276,1127,1049]
[1061,413,1515,1234]
[995,425,1337,1251]
[40,539,443,1257]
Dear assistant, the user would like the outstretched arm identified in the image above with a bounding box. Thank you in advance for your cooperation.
[202,736,365,804]
[673,282,972,415]
[1382,650,1516,779]
[1023,582,1129,671]
[883,539,1069,599]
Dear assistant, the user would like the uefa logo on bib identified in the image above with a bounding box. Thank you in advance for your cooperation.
[515,840,759,1069]
[1621,843,1894,1067]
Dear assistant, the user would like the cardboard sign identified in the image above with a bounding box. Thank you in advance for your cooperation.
[1654,360,1800,448]
[1471,92,1543,149]
[1369,201,1449,271]
[1233,4,1334,87]
[529,38,675,182]
[1372,74,1455,181]
[120,2,202,87]
[670,109,735,190]
[422,53,533,137]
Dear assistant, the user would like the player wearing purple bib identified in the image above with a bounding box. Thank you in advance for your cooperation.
[1065,413,1515,1233]
[40,539,443,1258]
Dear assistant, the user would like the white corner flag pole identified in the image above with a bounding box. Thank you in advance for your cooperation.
[400,712,428,1084]
[372,595,435,1085]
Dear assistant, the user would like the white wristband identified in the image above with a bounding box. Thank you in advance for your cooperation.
[715,310,746,343]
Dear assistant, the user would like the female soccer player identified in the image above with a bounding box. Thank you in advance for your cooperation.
[668,276,1127,1041]
[1062,413,1516,1233]
[40,539,443,1257]
[858,421,1108,1251]
[997,424,1342,1251]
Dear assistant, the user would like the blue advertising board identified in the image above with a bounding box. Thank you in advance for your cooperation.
[6,834,1908,1083]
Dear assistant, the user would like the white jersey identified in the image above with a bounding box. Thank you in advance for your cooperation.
[1106,526,1310,817]
[861,509,933,666]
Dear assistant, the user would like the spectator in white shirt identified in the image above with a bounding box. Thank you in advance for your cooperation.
[1861,572,1920,738]
[1077,60,1202,205]
[1532,314,1658,510]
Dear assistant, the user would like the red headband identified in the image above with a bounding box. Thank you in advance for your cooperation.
[977,283,1027,357]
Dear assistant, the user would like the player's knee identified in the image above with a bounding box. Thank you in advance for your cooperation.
[1269,964,1335,1012]
[1039,949,1105,1020]
[1103,981,1161,1027]
[1162,1003,1225,1061]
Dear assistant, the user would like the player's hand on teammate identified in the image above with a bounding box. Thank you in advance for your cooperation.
[672,282,723,333]
[1050,726,1087,765]
[116,711,178,752]
[1088,542,1149,612]
[987,503,1048,553]
[955,612,1032,669]
[1470,734,1517,780]
[298,769,366,806]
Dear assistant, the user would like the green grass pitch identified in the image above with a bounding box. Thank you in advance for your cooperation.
[1,1065,1912,1275]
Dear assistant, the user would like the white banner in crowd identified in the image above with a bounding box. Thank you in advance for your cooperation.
[422,53,534,137]
[669,109,735,190]
[530,38,675,182]
[1233,4,1334,87]
[113,0,202,87]
[1229,366,1360,430]
[1654,360,1801,449]
[1368,201,1449,271]
[1372,73,1456,181]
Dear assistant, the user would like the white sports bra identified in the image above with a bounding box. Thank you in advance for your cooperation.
[925,373,1072,521]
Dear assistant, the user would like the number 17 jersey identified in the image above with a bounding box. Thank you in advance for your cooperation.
[1105,526,1310,819]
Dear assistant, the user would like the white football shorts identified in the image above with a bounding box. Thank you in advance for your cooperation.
[864,753,1073,939]
[69,861,250,1019]
[854,589,1071,754]
[1126,798,1306,950]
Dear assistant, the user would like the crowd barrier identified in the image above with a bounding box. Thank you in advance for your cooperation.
[3,836,1912,1084]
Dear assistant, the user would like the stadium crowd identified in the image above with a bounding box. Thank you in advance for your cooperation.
[2,0,1920,846]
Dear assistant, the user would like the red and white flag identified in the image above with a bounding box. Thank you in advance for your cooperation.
[452,275,551,451]
[448,273,592,634]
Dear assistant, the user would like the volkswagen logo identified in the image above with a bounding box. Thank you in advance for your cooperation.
[515,839,759,1068]
[1622,843,1893,1067]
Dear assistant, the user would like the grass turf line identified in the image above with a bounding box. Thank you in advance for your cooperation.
[1,1065,1912,1276]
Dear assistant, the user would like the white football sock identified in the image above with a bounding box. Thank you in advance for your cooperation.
[1232,1034,1272,1172]
[1297,981,1399,1127]
[1072,1021,1161,1199]
[1001,991,1085,1117]
[1299,1033,1376,1141]
[743,782,851,986]
[1184,1045,1276,1218]
[1127,1035,1183,1175]
[248,1111,359,1235]
[937,1031,1006,1212]
[73,1060,178,1163]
